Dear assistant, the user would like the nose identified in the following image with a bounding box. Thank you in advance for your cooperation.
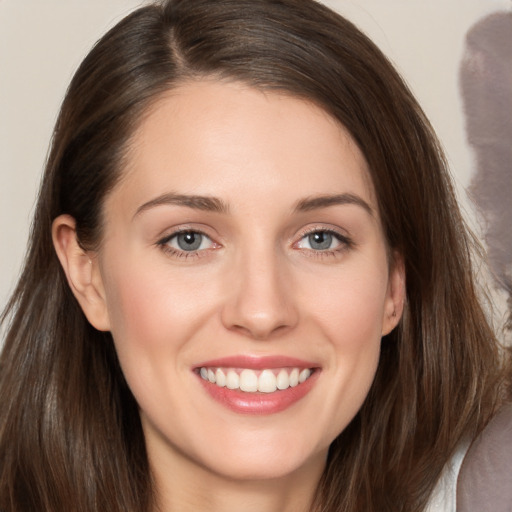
[220,248,299,340]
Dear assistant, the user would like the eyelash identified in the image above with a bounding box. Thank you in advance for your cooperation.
[294,227,353,258]
[156,229,217,260]
[156,227,353,260]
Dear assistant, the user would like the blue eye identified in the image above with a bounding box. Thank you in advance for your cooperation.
[161,231,215,253]
[307,232,335,250]
[296,230,348,251]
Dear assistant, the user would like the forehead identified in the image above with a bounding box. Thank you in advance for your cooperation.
[110,80,376,216]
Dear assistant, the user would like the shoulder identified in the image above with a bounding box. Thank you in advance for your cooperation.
[424,440,468,512]
[457,404,512,512]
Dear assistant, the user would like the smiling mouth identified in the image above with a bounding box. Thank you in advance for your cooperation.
[198,367,314,393]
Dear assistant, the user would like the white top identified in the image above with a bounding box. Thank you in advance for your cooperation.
[425,442,469,512]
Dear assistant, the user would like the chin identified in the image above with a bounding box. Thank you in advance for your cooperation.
[193,431,328,483]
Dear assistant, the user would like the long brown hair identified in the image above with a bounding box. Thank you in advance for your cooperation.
[0,1,505,510]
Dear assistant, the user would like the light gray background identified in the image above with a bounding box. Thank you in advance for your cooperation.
[1,0,510,335]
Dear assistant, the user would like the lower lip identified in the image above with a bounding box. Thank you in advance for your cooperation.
[197,370,319,415]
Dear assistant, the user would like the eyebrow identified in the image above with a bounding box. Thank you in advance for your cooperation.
[294,193,374,216]
[134,192,373,218]
[134,193,229,217]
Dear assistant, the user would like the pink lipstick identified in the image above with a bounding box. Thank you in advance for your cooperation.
[194,355,320,414]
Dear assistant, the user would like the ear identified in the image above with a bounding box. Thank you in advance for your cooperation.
[52,214,111,331]
[381,253,406,336]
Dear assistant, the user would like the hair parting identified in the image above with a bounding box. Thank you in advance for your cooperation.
[0,1,506,511]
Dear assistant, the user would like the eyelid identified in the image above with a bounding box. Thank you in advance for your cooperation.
[154,224,353,260]
[292,225,354,252]
[156,227,221,259]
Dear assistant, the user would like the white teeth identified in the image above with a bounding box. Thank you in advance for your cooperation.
[276,369,289,390]
[289,368,299,387]
[239,369,258,392]
[226,370,239,390]
[258,369,277,393]
[299,368,311,383]
[199,366,313,393]
[215,368,226,387]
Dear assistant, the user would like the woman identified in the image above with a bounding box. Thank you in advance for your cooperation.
[0,0,506,510]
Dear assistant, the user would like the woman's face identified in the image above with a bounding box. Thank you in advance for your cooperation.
[88,81,403,482]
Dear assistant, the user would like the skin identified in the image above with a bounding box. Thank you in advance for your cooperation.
[53,80,405,512]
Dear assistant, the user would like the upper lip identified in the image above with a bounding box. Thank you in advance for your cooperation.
[194,355,319,370]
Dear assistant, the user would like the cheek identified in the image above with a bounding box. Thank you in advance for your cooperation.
[100,253,226,383]
[107,274,167,346]
[99,260,220,428]
[323,276,385,387]
[298,262,388,430]
[101,260,203,364]
[303,262,389,347]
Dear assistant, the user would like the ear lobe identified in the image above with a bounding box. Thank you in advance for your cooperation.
[381,254,406,336]
[52,214,111,331]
